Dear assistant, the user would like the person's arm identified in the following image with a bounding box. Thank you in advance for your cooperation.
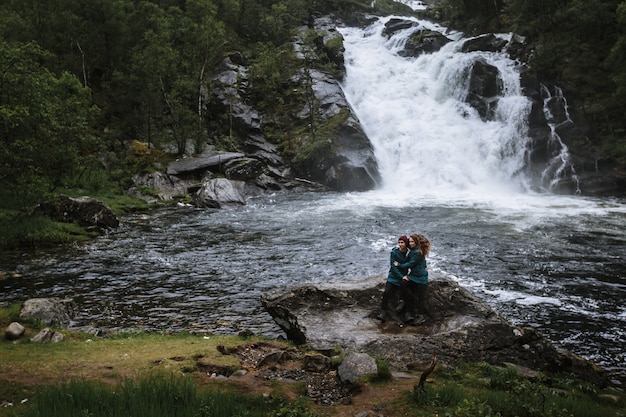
[396,250,418,271]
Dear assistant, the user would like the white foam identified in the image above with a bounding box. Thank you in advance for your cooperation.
[340,20,531,196]
[393,0,429,11]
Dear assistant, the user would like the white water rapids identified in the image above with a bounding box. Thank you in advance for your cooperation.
[340,17,531,198]
[332,15,626,377]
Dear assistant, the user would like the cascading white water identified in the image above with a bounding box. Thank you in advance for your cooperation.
[389,0,428,10]
[339,17,534,197]
[540,85,581,193]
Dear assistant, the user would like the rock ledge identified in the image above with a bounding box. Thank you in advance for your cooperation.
[261,274,608,387]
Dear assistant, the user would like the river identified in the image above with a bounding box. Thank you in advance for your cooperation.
[1,14,625,381]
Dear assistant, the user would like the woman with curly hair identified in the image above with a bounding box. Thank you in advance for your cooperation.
[395,233,431,324]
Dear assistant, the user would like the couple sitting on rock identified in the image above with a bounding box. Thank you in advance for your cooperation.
[377,233,431,325]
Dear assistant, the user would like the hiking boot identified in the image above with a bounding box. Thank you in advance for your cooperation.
[402,312,414,323]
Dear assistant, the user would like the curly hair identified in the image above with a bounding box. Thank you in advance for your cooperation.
[410,233,431,257]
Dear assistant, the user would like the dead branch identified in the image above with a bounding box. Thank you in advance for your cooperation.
[416,350,437,391]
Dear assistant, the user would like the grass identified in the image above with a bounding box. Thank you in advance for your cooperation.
[20,373,274,417]
[0,329,297,417]
[0,331,244,386]
[60,190,153,216]
[0,191,151,250]
[0,212,99,249]
[1,309,625,417]
[408,362,625,417]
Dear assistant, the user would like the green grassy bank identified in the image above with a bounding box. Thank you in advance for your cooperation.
[0,193,150,250]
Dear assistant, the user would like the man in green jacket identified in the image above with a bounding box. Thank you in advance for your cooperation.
[377,235,410,322]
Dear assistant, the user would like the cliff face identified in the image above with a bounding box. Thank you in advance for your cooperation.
[136,12,624,200]
[203,17,381,193]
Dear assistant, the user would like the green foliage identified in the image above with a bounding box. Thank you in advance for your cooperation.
[0,213,98,249]
[0,41,99,209]
[0,303,22,325]
[447,397,498,417]
[412,382,467,408]
[431,0,503,34]
[21,373,267,417]
[409,362,623,417]
[266,395,318,417]
[311,0,376,17]
[249,42,300,115]
[369,356,393,382]
[17,374,319,417]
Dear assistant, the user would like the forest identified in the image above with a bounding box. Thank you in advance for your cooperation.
[1,0,625,213]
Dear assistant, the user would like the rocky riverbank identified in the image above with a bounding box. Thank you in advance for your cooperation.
[261,273,613,387]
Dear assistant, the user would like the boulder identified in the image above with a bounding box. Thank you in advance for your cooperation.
[261,274,609,387]
[5,322,25,340]
[223,158,265,181]
[242,133,285,168]
[30,327,64,343]
[382,18,416,38]
[129,172,191,202]
[167,152,245,176]
[19,298,74,327]
[461,34,508,53]
[400,29,452,57]
[303,353,331,373]
[291,68,381,191]
[36,196,119,231]
[193,178,247,208]
[337,352,378,383]
[466,59,503,121]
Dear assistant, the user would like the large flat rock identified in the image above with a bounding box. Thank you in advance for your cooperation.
[261,274,608,386]
[167,152,244,175]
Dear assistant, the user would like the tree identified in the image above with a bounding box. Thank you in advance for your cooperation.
[0,41,97,210]
[604,0,626,163]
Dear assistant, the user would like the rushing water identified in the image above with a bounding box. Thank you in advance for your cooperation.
[1,15,626,381]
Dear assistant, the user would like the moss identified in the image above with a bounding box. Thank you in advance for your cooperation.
[0,213,98,249]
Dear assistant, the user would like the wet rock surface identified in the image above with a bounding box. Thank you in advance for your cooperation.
[261,274,610,387]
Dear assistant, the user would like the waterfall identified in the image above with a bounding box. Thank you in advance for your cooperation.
[339,17,536,197]
[539,85,581,194]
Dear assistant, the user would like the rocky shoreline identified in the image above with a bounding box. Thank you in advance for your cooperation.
[5,273,620,388]
[261,273,614,387]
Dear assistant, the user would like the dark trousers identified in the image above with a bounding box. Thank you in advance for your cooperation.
[400,279,428,317]
[381,282,400,315]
